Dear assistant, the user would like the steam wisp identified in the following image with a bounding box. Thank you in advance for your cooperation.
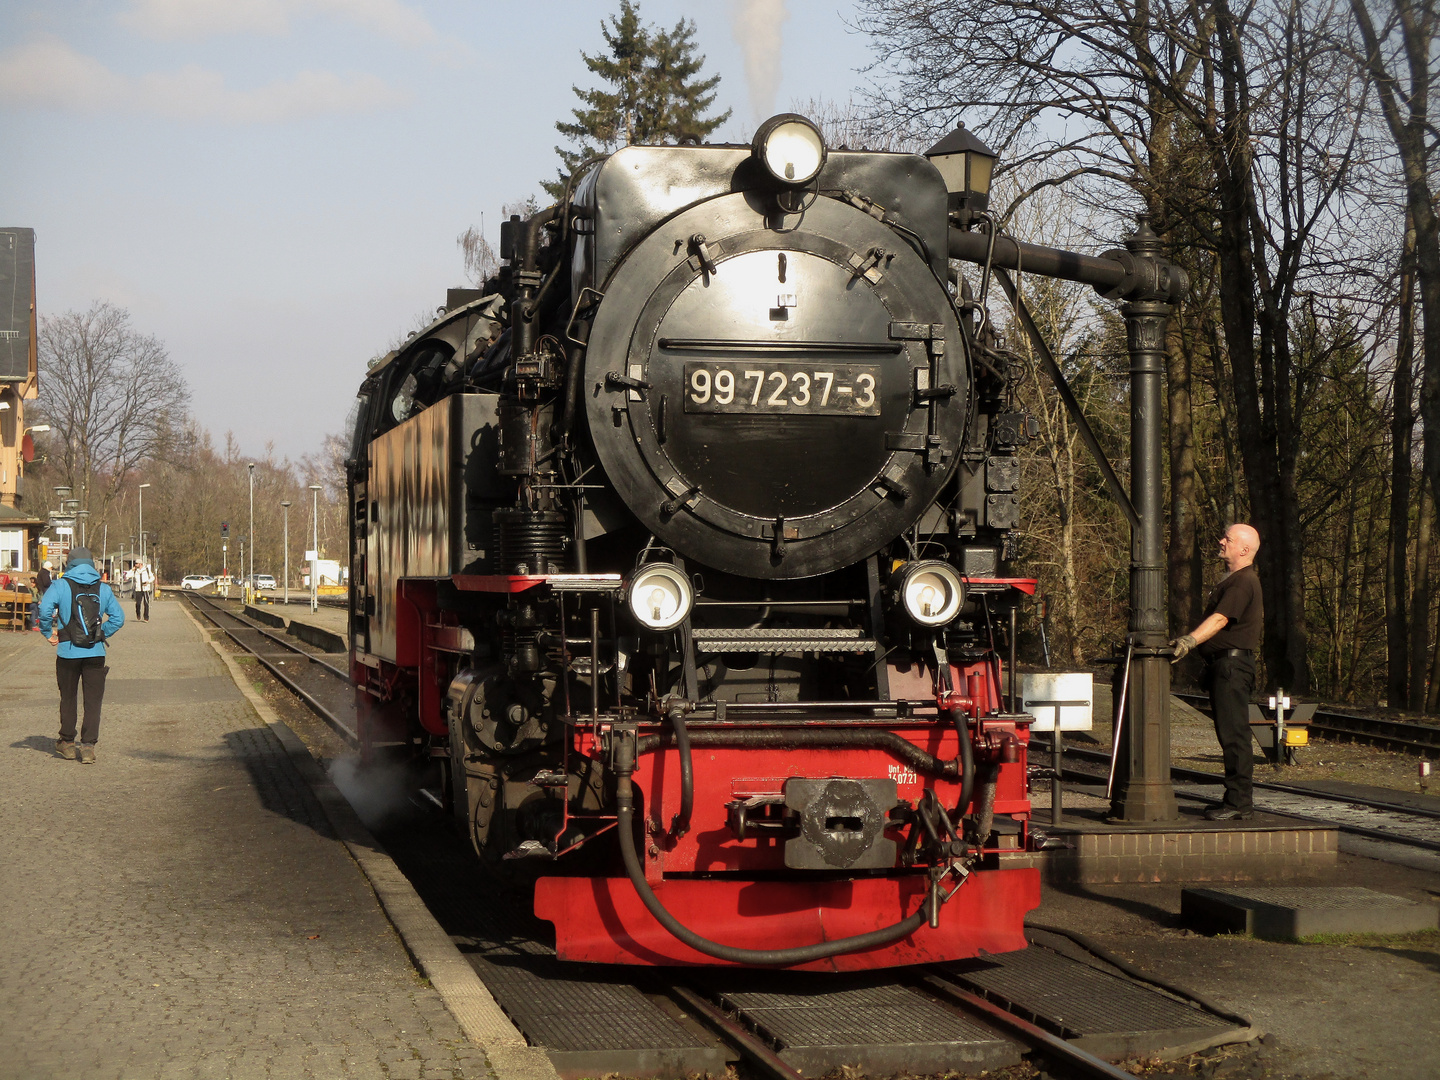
[730,0,790,122]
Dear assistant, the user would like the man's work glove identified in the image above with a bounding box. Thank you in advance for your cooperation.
[1168,634,1198,663]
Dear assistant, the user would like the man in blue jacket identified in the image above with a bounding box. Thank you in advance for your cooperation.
[38,547,126,763]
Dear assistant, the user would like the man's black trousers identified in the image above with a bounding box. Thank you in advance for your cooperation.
[1203,652,1256,812]
[135,588,149,620]
[57,655,108,745]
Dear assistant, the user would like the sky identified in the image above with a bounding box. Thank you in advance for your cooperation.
[0,0,878,464]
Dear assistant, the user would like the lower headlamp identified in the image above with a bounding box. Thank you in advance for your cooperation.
[895,560,964,627]
[627,563,694,632]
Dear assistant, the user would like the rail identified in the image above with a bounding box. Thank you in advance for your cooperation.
[185,593,358,747]
[1174,689,1440,757]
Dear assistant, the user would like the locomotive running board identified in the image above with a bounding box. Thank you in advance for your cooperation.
[534,869,1040,972]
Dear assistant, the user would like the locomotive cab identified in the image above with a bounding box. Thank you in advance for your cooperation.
[348,116,1041,970]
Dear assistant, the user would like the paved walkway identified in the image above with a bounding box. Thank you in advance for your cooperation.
[0,604,489,1079]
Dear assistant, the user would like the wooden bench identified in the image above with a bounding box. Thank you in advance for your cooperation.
[0,589,33,631]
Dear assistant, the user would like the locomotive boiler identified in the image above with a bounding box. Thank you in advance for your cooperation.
[348,114,1043,970]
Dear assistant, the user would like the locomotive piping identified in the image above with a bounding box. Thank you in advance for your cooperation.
[634,728,961,780]
[951,708,976,820]
[614,766,934,966]
[667,704,694,838]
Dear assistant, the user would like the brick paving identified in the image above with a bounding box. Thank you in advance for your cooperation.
[0,604,490,1079]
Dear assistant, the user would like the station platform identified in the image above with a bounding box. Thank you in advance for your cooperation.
[1016,802,1338,884]
[0,605,493,1079]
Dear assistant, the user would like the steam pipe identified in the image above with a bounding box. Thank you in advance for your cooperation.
[636,728,962,779]
[512,205,563,360]
[948,227,1187,304]
[667,704,694,838]
[949,228,1125,293]
[951,709,975,820]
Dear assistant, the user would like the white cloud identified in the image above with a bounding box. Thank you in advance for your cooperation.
[0,37,410,122]
[120,0,439,48]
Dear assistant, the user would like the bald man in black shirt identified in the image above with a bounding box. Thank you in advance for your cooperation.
[1170,524,1264,820]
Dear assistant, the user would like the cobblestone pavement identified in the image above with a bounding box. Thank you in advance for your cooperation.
[0,605,490,1079]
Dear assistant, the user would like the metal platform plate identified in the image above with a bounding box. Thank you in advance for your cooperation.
[1182,885,1440,940]
[947,943,1241,1060]
[470,953,730,1080]
[705,976,1020,1077]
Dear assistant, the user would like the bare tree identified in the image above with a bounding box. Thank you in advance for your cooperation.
[34,301,190,519]
[457,197,542,288]
[857,0,1373,692]
[1347,0,1440,706]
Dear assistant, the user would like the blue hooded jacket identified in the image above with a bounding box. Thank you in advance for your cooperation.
[39,560,126,658]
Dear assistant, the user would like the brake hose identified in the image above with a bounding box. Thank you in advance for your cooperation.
[667,704,693,838]
[614,767,935,966]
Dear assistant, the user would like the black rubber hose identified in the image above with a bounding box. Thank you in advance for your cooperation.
[951,708,975,820]
[615,770,933,966]
[636,728,961,779]
[668,706,694,838]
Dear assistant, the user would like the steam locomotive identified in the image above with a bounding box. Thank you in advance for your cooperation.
[347,115,1042,970]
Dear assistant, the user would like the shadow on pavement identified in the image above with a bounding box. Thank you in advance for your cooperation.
[223,726,337,838]
[10,735,59,755]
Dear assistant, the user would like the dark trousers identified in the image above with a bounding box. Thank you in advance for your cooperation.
[57,655,108,745]
[1204,652,1256,811]
[135,588,149,620]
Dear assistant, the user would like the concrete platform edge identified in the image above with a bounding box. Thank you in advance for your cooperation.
[181,602,559,1080]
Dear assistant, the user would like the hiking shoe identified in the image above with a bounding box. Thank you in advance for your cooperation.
[78,744,96,764]
[56,739,76,760]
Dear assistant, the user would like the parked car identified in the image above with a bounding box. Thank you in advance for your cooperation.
[180,575,215,590]
[253,574,278,591]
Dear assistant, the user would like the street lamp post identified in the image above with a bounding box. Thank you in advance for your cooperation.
[138,483,151,562]
[247,463,256,596]
[309,483,322,613]
[281,500,291,605]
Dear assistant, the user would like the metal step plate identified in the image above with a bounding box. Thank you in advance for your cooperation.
[947,942,1242,1059]
[470,953,730,1080]
[704,975,1021,1077]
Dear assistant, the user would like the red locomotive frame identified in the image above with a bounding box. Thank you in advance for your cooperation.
[352,571,1043,971]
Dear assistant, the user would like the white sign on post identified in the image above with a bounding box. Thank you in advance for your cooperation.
[1021,672,1095,731]
[304,550,318,561]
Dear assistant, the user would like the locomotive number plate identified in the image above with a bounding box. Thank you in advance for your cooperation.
[682,362,881,416]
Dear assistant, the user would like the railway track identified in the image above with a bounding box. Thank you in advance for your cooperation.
[1173,689,1440,757]
[183,592,359,746]
[185,593,1243,1078]
[1060,745,1440,854]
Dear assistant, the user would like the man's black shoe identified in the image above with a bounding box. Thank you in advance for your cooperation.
[1204,805,1254,821]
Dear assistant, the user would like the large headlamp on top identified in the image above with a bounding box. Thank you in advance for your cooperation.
[752,113,827,186]
[627,563,694,632]
[893,560,965,627]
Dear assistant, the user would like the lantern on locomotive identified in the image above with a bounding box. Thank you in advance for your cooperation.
[348,114,1042,970]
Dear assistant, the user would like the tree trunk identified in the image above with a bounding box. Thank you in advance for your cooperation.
[1210,0,1292,690]
[1389,210,1417,705]
[1167,334,1202,635]
[1413,480,1433,709]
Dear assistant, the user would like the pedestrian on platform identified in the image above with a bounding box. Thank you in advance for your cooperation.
[31,562,52,631]
[134,561,153,621]
[1169,523,1264,820]
[37,547,126,763]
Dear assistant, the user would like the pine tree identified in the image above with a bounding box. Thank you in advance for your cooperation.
[544,1,730,197]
